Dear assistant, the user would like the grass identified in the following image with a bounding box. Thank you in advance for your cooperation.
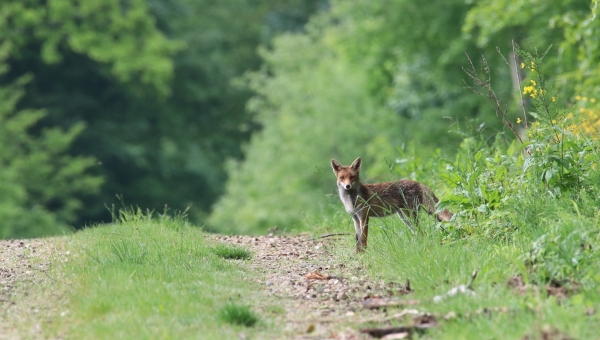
[212,244,252,260]
[43,208,273,340]
[320,197,600,339]
[219,303,259,327]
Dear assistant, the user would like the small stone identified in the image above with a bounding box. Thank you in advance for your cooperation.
[336,292,348,301]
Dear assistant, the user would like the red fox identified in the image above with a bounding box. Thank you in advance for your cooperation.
[331,157,452,252]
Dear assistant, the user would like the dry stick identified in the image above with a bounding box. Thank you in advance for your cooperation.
[462,52,524,145]
[495,44,529,129]
[312,232,351,240]
[512,41,529,129]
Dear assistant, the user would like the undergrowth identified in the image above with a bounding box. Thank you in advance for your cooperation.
[321,45,600,339]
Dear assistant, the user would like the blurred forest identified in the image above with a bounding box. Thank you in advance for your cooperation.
[1,0,598,238]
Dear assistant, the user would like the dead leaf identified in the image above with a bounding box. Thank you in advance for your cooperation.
[305,272,329,280]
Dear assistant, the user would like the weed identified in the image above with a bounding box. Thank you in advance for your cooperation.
[219,303,259,327]
[213,244,252,260]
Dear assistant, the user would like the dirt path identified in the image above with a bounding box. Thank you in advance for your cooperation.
[2,235,423,339]
[212,234,423,339]
[0,238,68,339]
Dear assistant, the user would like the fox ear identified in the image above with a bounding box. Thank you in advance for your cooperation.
[350,157,362,171]
[331,159,342,173]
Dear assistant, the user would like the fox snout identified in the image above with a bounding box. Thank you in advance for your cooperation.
[339,181,353,190]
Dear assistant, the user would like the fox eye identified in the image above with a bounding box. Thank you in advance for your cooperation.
[340,175,346,180]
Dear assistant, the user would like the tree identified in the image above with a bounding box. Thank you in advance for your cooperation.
[2,0,325,227]
[0,66,102,238]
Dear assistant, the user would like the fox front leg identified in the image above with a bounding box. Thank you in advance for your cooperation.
[352,214,362,251]
[354,211,369,252]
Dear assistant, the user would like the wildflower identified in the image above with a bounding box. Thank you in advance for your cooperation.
[517,118,522,124]
[552,119,557,124]
[575,95,582,100]
[523,86,535,95]
[530,89,538,99]
[530,61,536,71]
[591,98,597,103]
[552,96,556,103]
[520,62,525,69]
[582,97,588,101]
[530,80,537,86]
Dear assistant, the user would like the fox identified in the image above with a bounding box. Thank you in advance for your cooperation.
[331,157,452,252]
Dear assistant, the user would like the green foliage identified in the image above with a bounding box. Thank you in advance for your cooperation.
[208,29,402,234]
[0,70,102,238]
[1,0,182,95]
[434,46,600,290]
[219,303,259,327]
[464,0,600,98]
[1,0,324,228]
[525,214,600,286]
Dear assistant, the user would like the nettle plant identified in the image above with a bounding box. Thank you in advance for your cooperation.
[440,45,600,241]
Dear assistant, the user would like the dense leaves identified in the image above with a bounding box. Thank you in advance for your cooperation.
[0,72,102,238]
[209,0,600,234]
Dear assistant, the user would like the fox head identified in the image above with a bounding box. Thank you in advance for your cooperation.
[331,157,362,191]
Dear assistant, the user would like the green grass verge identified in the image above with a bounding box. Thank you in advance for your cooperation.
[319,202,600,339]
[46,209,270,339]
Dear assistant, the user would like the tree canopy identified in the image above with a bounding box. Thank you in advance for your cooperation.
[1,0,597,237]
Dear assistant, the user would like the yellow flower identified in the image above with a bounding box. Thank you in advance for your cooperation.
[591,98,597,103]
[517,118,522,124]
[523,86,535,95]
[529,89,538,99]
[552,96,556,103]
[575,95,582,100]
[582,97,588,101]
[530,80,537,86]
[520,62,525,69]
[552,119,557,124]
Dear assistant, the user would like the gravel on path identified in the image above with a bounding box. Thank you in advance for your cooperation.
[212,234,419,340]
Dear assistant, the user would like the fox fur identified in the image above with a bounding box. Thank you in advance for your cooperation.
[331,157,452,252]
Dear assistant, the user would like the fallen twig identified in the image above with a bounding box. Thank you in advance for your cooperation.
[312,232,351,240]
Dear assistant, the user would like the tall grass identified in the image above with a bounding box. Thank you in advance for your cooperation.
[314,46,600,339]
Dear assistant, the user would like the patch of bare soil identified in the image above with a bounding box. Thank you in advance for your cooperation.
[213,234,428,340]
[0,238,67,340]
